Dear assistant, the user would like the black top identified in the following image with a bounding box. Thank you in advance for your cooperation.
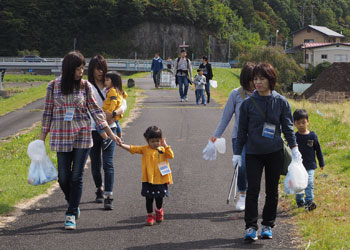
[199,63,213,81]
[296,131,325,170]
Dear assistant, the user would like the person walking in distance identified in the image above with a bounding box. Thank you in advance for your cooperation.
[40,51,121,230]
[173,49,193,102]
[151,52,163,88]
[199,56,213,103]
[211,62,255,212]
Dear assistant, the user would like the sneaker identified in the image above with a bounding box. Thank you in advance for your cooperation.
[64,214,76,230]
[297,202,305,208]
[102,138,113,151]
[104,197,113,210]
[244,228,258,242]
[305,201,317,211]
[155,208,164,223]
[235,194,246,211]
[184,97,189,102]
[95,188,104,203]
[260,226,273,239]
[180,99,184,102]
[145,214,155,226]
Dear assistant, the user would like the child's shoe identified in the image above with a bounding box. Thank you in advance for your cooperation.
[297,202,305,208]
[305,201,317,211]
[64,214,76,230]
[243,227,258,242]
[260,226,273,239]
[102,138,113,151]
[235,194,246,211]
[104,197,113,210]
[155,208,164,223]
[145,214,155,226]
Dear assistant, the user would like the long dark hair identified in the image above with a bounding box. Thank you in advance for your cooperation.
[61,51,85,95]
[88,55,108,85]
[105,71,122,92]
[240,62,255,90]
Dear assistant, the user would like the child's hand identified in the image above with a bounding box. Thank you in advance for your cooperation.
[161,138,168,147]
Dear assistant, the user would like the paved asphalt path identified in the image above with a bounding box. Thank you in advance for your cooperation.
[0,77,296,250]
[0,98,44,139]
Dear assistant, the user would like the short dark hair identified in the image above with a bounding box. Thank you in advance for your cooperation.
[88,55,108,85]
[252,63,278,90]
[197,69,203,73]
[240,62,255,90]
[144,126,162,140]
[293,109,309,121]
[180,49,186,53]
[61,51,85,95]
[202,56,208,62]
[105,71,122,92]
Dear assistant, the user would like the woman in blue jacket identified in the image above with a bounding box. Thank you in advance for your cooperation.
[233,63,302,242]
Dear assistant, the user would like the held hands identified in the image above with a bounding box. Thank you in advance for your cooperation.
[232,155,242,167]
[110,134,122,145]
[291,147,302,161]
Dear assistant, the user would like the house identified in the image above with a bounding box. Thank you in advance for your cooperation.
[292,25,344,47]
[302,42,350,66]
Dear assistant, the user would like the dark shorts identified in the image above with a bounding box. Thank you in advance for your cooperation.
[141,182,169,199]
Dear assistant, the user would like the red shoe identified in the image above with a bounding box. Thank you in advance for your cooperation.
[155,208,164,223]
[145,214,155,226]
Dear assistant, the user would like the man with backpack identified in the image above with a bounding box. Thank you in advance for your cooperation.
[151,52,163,88]
[173,49,193,102]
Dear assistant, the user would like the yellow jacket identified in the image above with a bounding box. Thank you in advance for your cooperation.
[102,88,123,121]
[129,145,174,184]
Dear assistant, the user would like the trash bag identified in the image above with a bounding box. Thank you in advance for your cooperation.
[284,157,308,194]
[27,140,57,186]
[214,138,226,154]
[202,140,217,161]
[209,80,217,88]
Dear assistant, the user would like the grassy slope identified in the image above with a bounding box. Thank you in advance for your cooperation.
[0,73,140,215]
[211,68,350,250]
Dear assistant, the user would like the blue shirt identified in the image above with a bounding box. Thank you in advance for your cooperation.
[296,131,325,170]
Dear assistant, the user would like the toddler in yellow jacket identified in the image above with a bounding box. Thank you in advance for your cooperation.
[119,126,174,226]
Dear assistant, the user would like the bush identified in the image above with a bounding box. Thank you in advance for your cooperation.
[239,46,305,92]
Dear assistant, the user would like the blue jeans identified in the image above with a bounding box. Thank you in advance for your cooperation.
[232,138,248,192]
[296,169,315,204]
[177,75,189,99]
[90,128,116,196]
[57,148,90,216]
[205,80,210,102]
[195,89,206,104]
[115,121,122,136]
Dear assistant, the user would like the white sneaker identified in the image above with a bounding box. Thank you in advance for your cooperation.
[180,99,184,102]
[185,97,189,102]
[235,194,246,211]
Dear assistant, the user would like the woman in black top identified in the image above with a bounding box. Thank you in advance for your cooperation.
[199,56,213,103]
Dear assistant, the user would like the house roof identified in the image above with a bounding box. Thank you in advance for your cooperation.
[292,25,345,38]
[302,42,350,49]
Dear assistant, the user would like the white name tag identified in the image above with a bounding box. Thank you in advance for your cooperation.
[64,108,75,121]
[262,122,276,139]
[158,161,171,176]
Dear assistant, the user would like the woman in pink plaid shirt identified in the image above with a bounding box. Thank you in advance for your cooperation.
[40,51,121,230]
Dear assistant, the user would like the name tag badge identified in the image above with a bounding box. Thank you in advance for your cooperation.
[158,161,171,176]
[262,122,276,139]
[64,108,75,121]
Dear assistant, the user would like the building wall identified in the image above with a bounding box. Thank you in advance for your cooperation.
[293,29,340,47]
[305,45,350,66]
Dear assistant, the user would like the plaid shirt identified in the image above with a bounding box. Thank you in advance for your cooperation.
[42,78,108,152]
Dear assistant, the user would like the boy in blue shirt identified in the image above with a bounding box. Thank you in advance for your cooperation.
[293,109,325,211]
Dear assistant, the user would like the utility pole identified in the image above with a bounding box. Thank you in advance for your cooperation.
[275,30,279,47]
[162,33,166,59]
[302,3,305,27]
[208,35,211,61]
[311,5,314,25]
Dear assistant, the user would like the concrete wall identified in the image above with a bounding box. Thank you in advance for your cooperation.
[305,45,350,66]
[293,29,340,47]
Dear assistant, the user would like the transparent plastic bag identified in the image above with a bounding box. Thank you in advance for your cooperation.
[202,140,217,161]
[284,158,308,194]
[209,80,217,88]
[27,140,57,186]
[214,138,226,154]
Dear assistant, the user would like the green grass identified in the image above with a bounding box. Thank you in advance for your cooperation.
[122,72,149,80]
[4,74,55,82]
[0,126,57,214]
[0,84,48,116]
[211,68,350,249]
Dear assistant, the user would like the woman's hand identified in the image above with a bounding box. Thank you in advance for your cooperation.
[210,136,216,142]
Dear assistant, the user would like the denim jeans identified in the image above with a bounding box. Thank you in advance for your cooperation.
[232,138,247,192]
[57,148,90,216]
[296,169,315,204]
[245,150,283,230]
[195,89,206,104]
[153,71,161,87]
[205,80,210,102]
[115,121,122,136]
[90,128,116,196]
[177,75,189,99]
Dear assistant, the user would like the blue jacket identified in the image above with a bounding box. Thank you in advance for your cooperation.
[151,57,163,72]
[234,90,297,155]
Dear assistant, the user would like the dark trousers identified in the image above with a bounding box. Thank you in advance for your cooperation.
[57,148,90,216]
[146,197,163,213]
[153,71,161,87]
[245,149,283,230]
[205,80,210,102]
[90,128,116,196]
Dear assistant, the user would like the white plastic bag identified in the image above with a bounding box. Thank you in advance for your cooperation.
[209,80,218,88]
[202,140,217,161]
[284,158,308,194]
[27,140,57,186]
[214,138,226,154]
